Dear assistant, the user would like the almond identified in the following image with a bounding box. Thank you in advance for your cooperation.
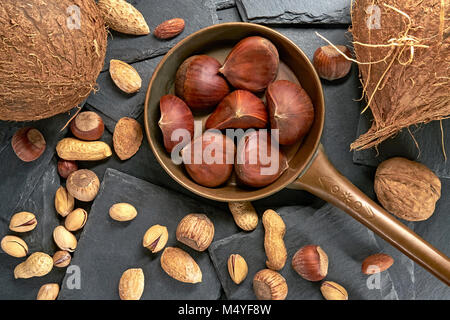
[161,247,202,284]
[361,253,394,274]
[113,117,143,160]
[109,59,142,94]
[118,268,145,300]
[97,0,150,35]
[154,18,185,40]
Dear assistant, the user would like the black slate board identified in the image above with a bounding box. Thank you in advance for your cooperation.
[58,168,239,300]
[236,0,351,25]
[353,113,450,179]
[209,204,398,300]
[101,0,217,72]
[87,56,163,125]
[0,159,67,300]
[214,0,236,10]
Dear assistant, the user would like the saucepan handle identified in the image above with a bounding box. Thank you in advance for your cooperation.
[288,144,450,285]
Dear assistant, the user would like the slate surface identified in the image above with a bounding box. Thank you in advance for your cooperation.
[101,0,217,72]
[87,56,163,125]
[0,160,67,300]
[209,204,399,300]
[236,0,351,25]
[353,113,450,179]
[214,0,237,10]
[58,169,239,300]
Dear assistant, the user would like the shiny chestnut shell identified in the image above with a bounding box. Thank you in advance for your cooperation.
[11,127,46,162]
[266,80,314,145]
[175,55,230,111]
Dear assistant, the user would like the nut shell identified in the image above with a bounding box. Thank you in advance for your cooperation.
[110,59,142,94]
[70,111,104,141]
[113,117,143,160]
[109,203,138,221]
[9,211,37,232]
[53,226,77,252]
[263,209,287,271]
[14,252,53,279]
[57,160,78,179]
[55,186,75,217]
[320,281,348,300]
[160,247,202,283]
[37,283,59,300]
[374,157,441,221]
[143,224,169,253]
[53,250,72,268]
[66,169,100,202]
[176,214,215,251]
[361,253,394,274]
[56,138,112,161]
[313,45,352,81]
[97,0,150,35]
[227,254,248,284]
[65,208,88,231]
[11,127,46,162]
[291,245,328,281]
[228,201,258,231]
[119,268,145,300]
[253,269,288,300]
[154,18,185,39]
[1,235,28,258]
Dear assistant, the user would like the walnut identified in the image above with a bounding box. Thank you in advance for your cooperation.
[374,157,441,221]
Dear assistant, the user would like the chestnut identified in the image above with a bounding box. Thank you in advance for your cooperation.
[181,131,235,188]
[70,111,104,141]
[266,80,315,145]
[313,45,352,81]
[235,130,288,188]
[205,90,268,130]
[11,127,46,162]
[158,94,194,153]
[175,55,230,111]
[57,160,78,179]
[219,36,279,93]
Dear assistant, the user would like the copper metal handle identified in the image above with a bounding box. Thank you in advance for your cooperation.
[288,145,450,285]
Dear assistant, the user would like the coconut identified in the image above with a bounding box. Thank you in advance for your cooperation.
[349,0,449,150]
[0,0,107,121]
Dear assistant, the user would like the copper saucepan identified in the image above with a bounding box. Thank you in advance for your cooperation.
[144,23,450,285]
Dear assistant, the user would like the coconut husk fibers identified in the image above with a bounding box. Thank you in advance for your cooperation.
[350,0,449,150]
[0,0,107,121]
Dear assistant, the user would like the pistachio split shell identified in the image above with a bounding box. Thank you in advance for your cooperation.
[228,254,248,284]
[143,225,168,253]
[109,203,138,221]
[55,186,75,217]
[37,283,60,300]
[53,250,72,268]
[320,281,348,300]
[9,211,37,232]
[53,226,77,252]
[65,208,88,231]
[14,252,53,279]
[1,235,28,258]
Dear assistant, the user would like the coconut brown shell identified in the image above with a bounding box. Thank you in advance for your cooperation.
[0,0,107,121]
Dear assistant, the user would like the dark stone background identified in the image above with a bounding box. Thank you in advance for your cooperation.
[0,2,448,300]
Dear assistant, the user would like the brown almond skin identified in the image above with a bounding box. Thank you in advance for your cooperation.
[362,253,394,274]
[113,117,143,160]
[11,127,46,162]
[176,214,215,251]
[70,111,104,141]
[154,18,185,39]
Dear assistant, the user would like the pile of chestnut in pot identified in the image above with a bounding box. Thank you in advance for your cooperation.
[159,36,314,188]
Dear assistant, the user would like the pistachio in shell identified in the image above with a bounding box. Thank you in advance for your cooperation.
[65,208,88,231]
[228,254,248,284]
[143,224,169,253]
[1,235,28,258]
[53,226,77,252]
[52,250,72,268]
[55,186,75,217]
[109,203,138,222]
[9,211,37,232]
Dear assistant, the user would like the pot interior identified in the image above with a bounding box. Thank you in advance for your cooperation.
[145,23,324,202]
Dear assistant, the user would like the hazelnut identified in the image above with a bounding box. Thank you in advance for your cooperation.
[253,269,288,300]
[70,111,104,141]
[176,214,215,251]
[291,245,328,281]
[64,208,88,231]
[52,250,72,268]
[374,157,441,221]
[54,186,75,217]
[142,224,169,253]
[313,45,352,81]
[66,169,100,202]
[57,160,78,179]
[227,254,248,284]
[9,211,37,232]
[11,127,46,162]
[53,226,77,252]
[320,281,348,300]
